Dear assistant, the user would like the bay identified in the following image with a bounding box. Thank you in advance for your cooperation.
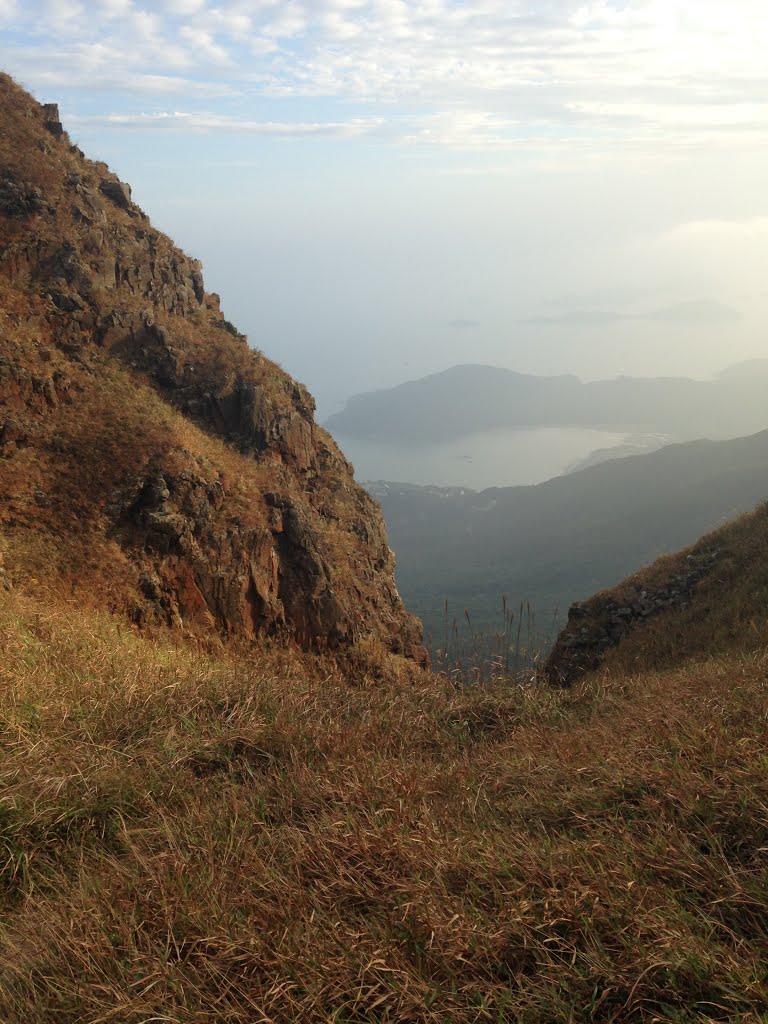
[334,426,654,491]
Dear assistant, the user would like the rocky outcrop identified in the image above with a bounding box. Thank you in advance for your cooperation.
[42,102,63,138]
[545,548,722,685]
[0,72,424,661]
[99,176,132,210]
[0,173,48,217]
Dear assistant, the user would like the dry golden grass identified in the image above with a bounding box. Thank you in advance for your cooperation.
[0,586,766,1022]
[0,74,61,208]
[2,68,767,1020]
[0,341,278,615]
[596,503,768,676]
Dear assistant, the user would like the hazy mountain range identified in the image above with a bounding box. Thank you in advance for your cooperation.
[327,360,768,444]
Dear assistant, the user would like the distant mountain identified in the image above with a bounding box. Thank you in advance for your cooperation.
[372,429,768,650]
[521,298,742,326]
[326,362,768,443]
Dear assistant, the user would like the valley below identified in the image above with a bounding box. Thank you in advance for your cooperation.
[329,360,768,663]
[364,428,768,662]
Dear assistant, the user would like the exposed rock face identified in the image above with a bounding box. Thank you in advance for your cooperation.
[0,73,424,660]
[42,102,63,137]
[545,548,722,685]
[99,176,132,210]
[0,173,48,217]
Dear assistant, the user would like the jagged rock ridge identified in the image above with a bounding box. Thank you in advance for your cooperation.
[0,74,423,659]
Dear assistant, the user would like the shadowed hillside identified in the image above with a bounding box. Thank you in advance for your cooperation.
[547,500,768,685]
[374,429,768,650]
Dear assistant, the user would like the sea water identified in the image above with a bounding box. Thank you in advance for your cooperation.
[334,426,659,491]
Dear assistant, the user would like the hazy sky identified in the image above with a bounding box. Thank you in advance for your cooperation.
[2,0,767,415]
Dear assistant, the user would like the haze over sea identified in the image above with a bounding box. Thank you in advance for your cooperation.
[337,427,637,490]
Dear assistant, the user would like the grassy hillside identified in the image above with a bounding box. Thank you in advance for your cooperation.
[1,579,767,1021]
[2,70,768,1024]
[547,500,768,685]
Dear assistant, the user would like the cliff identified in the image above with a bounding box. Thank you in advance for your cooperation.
[0,74,423,658]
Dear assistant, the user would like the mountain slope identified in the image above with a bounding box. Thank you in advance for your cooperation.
[374,429,768,646]
[326,361,768,443]
[0,74,422,657]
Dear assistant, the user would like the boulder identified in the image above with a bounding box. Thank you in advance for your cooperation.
[99,177,132,210]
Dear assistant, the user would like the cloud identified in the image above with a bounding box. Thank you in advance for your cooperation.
[2,0,767,153]
[666,217,768,244]
[179,25,231,64]
[40,0,84,25]
[96,0,133,15]
[67,109,384,137]
[197,7,251,39]
[14,60,236,97]
[400,111,525,150]
[262,3,307,39]
[159,0,206,12]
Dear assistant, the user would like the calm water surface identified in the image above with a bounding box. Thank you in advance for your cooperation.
[335,426,637,490]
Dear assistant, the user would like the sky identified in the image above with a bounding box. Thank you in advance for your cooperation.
[1,0,767,416]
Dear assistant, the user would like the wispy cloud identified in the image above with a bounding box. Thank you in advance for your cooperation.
[666,217,768,244]
[2,1,767,151]
[12,61,237,98]
[0,0,17,25]
[67,110,384,137]
[448,318,481,329]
